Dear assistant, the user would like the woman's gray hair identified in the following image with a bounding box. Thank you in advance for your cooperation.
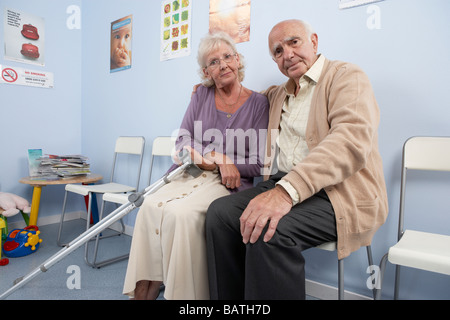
[197,31,245,87]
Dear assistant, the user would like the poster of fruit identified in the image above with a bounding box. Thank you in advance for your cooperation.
[4,8,45,66]
[209,0,251,44]
[160,0,192,61]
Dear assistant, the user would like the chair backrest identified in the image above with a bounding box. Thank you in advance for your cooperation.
[403,136,450,172]
[398,136,450,238]
[110,136,145,191]
[115,136,146,155]
[147,136,176,186]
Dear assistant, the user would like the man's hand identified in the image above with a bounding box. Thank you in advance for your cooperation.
[240,185,293,244]
[191,83,202,97]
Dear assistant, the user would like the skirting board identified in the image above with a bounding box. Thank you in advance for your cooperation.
[7,211,86,230]
[7,210,133,236]
[8,212,372,301]
[305,279,372,300]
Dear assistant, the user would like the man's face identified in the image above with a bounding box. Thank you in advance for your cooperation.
[268,21,318,82]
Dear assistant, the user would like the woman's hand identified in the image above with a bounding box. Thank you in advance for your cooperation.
[205,151,241,189]
[180,146,216,171]
[179,148,241,189]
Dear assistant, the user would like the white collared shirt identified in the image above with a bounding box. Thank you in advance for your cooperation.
[276,54,325,205]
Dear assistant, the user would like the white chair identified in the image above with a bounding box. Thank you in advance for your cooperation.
[86,136,176,268]
[376,136,450,299]
[316,242,375,300]
[57,136,145,250]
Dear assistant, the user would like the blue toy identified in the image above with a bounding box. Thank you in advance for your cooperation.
[2,225,42,258]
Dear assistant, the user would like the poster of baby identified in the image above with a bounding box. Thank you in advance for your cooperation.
[110,15,132,72]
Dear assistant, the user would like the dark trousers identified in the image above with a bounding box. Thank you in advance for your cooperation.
[205,172,337,300]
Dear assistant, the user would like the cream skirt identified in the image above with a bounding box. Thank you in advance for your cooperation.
[122,170,230,300]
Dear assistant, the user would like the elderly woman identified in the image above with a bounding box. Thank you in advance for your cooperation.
[123,32,269,300]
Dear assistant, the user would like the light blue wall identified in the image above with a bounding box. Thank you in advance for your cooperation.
[1,0,449,300]
[0,0,85,217]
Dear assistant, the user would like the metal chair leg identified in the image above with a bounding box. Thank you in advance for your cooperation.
[57,190,69,246]
[85,192,93,235]
[84,199,129,268]
[366,245,374,267]
[375,253,388,300]
[394,265,401,300]
[338,259,344,300]
[366,245,377,299]
[337,245,374,300]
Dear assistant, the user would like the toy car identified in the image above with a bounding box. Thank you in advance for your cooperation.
[21,43,40,59]
[2,225,42,258]
[21,24,39,40]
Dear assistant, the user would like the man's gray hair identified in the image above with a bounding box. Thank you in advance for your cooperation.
[268,19,316,58]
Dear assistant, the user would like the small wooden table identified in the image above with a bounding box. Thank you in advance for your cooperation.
[19,174,103,226]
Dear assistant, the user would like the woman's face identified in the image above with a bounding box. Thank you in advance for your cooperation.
[203,42,240,89]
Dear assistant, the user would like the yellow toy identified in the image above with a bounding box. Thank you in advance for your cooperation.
[0,213,9,266]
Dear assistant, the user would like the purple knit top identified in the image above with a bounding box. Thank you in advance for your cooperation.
[173,85,269,192]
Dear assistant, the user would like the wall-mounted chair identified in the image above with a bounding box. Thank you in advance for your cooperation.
[57,136,145,252]
[86,136,176,268]
[376,136,450,299]
[316,242,375,299]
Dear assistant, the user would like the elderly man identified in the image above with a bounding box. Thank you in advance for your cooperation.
[205,19,388,299]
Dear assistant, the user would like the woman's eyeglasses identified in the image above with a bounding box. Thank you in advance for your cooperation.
[207,53,236,70]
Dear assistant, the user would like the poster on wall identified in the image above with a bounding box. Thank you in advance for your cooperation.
[3,8,45,66]
[160,0,192,62]
[339,0,384,9]
[209,0,251,44]
[0,64,54,88]
[110,15,132,73]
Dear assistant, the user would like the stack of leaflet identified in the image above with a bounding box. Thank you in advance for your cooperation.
[38,154,90,177]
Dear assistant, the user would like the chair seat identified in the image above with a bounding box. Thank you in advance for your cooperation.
[102,192,130,205]
[388,230,450,275]
[65,182,136,196]
[316,241,337,251]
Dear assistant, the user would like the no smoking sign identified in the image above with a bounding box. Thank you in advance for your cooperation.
[2,67,18,83]
[0,64,54,88]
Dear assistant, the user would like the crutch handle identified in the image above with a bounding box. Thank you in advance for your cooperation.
[128,192,144,207]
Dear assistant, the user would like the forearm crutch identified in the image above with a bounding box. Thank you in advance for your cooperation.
[0,152,202,300]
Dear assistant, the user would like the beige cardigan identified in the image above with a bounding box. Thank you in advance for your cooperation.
[263,58,388,259]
